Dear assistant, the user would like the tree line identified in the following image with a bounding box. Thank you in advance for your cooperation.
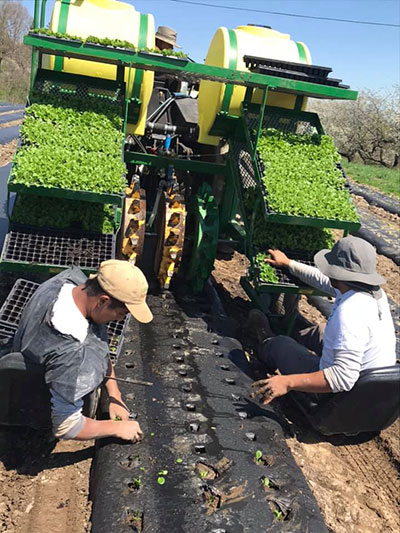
[0,0,31,104]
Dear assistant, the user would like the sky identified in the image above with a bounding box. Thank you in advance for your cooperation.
[22,0,400,92]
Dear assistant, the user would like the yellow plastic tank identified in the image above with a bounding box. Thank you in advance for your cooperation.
[43,0,155,135]
[197,24,312,145]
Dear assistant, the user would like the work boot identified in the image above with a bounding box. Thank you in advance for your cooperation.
[246,309,275,346]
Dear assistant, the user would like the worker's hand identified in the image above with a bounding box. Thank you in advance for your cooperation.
[251,374,291,404]
[265,249,291,269]
[109,396,130,421]
[113,420,143,442]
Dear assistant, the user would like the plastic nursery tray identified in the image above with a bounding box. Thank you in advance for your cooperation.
[7,179,125,207]
[235,114,361,232]
[0,278,39,327]
[0,278,129,361]
[254,251,323,295]
[108,315,131,365]
[0,225,115,274]
[243,55,349,89]
[0,322,17,341]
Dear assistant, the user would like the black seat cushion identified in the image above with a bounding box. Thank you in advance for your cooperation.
[291,365,400,436]
[0,352,51,429]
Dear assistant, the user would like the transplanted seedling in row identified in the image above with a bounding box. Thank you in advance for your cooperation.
[255,450,263,464]
[274,509,284,521]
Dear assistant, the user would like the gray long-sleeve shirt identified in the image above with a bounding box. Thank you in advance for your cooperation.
[289,261,396,392]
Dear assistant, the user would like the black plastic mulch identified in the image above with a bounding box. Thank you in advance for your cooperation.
[351,182,400,216]
[0,111,24,125]
[354,207,400,266]
[0,125,20,145]
[90,291,327,533]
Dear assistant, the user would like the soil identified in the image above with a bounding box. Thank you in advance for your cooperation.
[0,429,93,532]
[0,140,17,167]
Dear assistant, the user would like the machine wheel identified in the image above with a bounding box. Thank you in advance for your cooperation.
[155,191,187,289]
[121,181,146,265]
[187,182,219,293]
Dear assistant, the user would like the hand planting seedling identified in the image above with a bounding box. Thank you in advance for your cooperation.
[255,253,279,283]
[257,128,359,222]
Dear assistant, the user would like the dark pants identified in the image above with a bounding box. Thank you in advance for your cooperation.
[258,324,325,375]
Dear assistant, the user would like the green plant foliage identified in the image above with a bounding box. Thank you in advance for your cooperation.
[257,129,359,222]
[255,253,279,283]
[30,28,189,58]
[157,476,166,485]
[252,216,335,253]
[11,99,126,195]
[11,195,115,233]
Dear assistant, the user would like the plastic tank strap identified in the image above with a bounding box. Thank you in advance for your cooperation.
[54,0,71,72]
[296,42,307,64]
[220,29,238,114]
[129,13,148,121]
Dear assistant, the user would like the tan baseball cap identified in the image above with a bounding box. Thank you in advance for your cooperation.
[90,260,153,323]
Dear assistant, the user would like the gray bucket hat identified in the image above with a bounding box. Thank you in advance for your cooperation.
[155,26,181,48]
[314,235,385,286]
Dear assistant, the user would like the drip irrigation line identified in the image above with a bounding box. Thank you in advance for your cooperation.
[169,0,400,28]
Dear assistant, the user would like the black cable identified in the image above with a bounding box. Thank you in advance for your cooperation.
[169,0,400,28]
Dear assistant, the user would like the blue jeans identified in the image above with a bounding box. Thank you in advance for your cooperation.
[258,325,324,375]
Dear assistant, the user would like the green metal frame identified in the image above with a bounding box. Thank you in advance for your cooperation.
[124,151,227,175]
[25,32,358,101]
[7,179,124,207]
[25,0,359,302]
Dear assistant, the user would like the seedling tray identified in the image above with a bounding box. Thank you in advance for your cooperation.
[0,322,17,341]
[0,225,115,275]
[233,114,361,232]
[7,178,125,207]
[253,252,328,295]
[243,55,349,89]
[108,315,131,365]
[0,278,39,326]
[0,278,129,361]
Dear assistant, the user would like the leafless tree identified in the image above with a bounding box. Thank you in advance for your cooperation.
[310,87,400,168]
[0,0,32,103]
